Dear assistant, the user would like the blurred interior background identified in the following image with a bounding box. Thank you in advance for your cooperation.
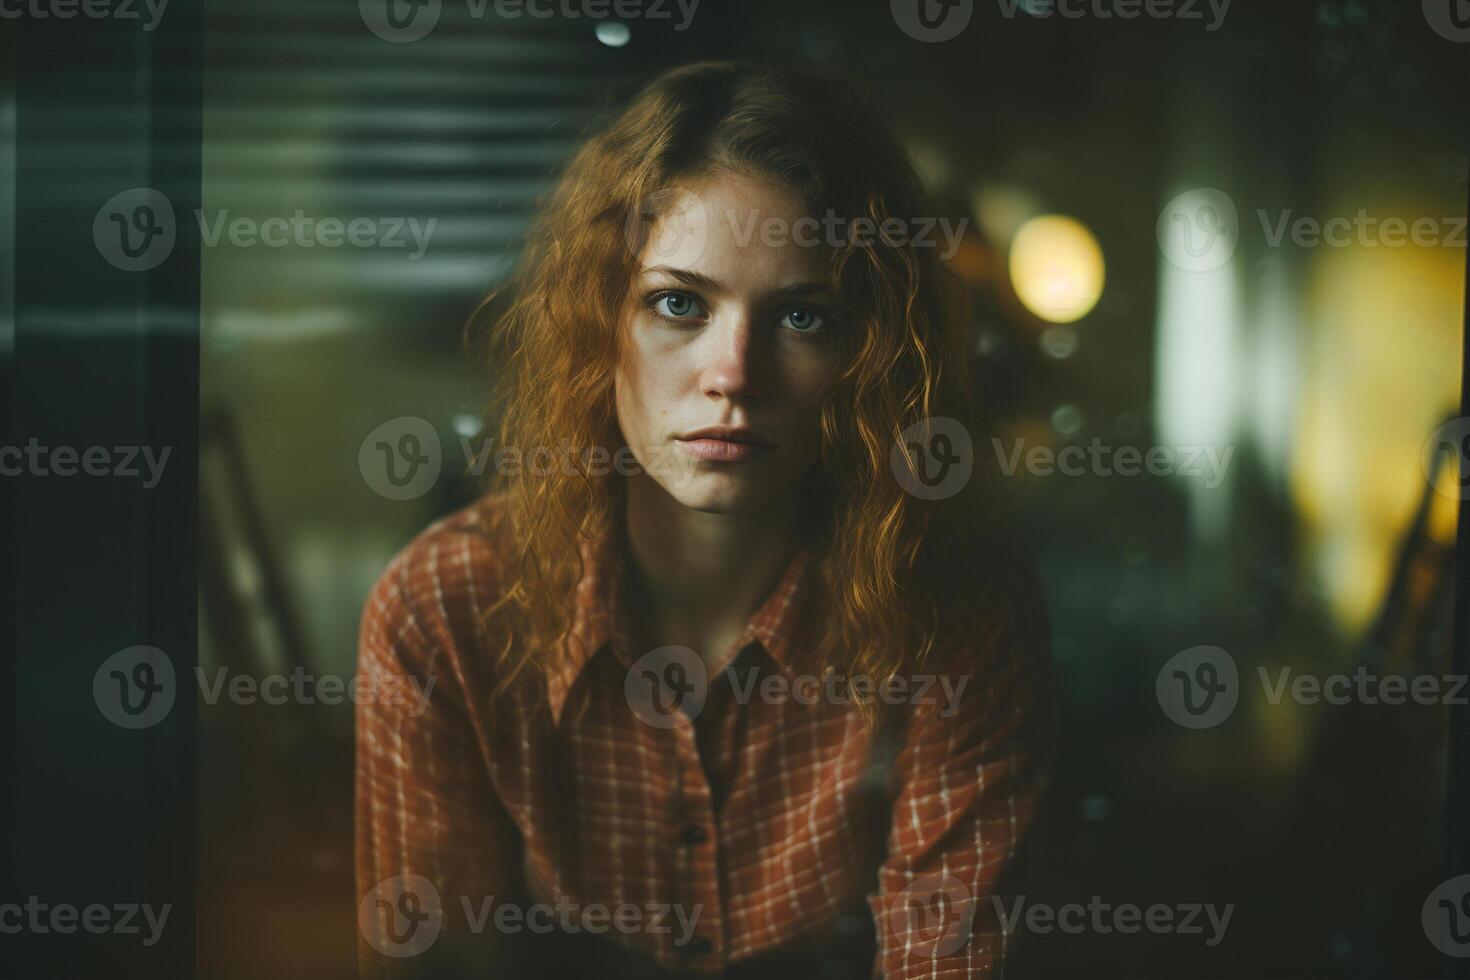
[189,0,1466,976]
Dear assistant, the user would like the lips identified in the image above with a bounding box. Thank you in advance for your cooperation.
[678,426,773,446]
[675,426,775,461]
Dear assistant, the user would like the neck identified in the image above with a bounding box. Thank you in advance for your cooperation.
[621,474,802,656]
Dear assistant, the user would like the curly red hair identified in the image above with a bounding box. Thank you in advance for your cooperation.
[468,61,1000,724]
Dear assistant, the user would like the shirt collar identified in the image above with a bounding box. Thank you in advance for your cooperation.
[547,519,818,728]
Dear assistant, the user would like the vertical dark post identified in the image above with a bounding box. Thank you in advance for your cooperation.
[143,2,203,978]
[9,1,201,976]
[0,15,15,949]
[1451,156,1470,980]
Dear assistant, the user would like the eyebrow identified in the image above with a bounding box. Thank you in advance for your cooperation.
[642,266,832,299]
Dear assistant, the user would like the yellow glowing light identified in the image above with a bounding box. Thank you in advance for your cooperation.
[1008,215,1105,323]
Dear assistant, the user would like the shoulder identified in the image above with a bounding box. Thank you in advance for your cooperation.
[358,492,516,673]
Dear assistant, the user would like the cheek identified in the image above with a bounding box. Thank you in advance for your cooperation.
[627,327,698,400]
[780,346,842,414]
[773,357,840,462]
[613,362,647,443]
[614,328,676,439]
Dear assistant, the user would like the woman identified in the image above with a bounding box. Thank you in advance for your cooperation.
[356,61,1052,979]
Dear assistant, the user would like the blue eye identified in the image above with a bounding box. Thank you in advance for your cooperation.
[780,306,827,333]
[650,291,705,321]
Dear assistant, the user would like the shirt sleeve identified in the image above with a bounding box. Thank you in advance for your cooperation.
[866,585,1054,979]
[354,552,521,978]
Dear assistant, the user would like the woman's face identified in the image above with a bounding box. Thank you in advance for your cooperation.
[614,169,845,514]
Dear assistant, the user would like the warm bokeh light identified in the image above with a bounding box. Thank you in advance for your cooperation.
[1008,214,1106,323]
[1290,197,1464,632]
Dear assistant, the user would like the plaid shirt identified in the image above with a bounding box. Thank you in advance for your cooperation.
[356,494,1051,979]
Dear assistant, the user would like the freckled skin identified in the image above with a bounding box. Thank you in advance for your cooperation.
[615,170,843,515]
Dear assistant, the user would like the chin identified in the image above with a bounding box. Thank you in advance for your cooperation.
[659,472,790,515]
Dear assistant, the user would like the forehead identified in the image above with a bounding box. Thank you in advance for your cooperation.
[640,169,831,289]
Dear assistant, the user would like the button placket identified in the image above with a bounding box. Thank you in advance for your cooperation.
[666,719,724,966]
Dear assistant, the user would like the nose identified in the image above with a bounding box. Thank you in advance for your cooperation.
[699,312,762,402]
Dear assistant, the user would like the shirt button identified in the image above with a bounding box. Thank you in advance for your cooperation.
[678,935,714,957]
[677,824,708,846]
